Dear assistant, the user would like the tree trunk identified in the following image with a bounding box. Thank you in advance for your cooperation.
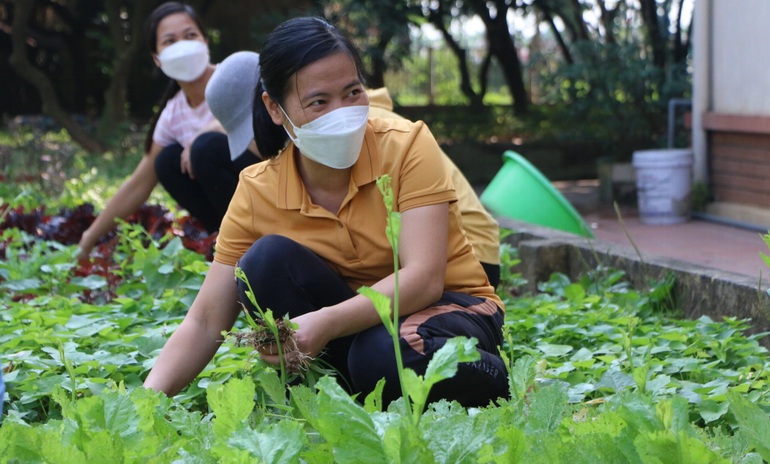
[597,0,616,44]
[639,0,666,69]
[9,0,105,153]
[478,50,492,99]
[365,34,391,89]
[469,0,528,114]
[568,0,591,42]
[99,0,153,139]
[672,0,691,64]
[534,0,573,64]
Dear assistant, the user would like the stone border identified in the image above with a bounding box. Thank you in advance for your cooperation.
[498,217,770,347]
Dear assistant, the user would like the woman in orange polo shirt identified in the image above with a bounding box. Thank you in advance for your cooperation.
[144,17,508,407]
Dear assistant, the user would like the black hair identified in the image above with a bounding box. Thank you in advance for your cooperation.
[252,17,366,158]
[143,2,208,153]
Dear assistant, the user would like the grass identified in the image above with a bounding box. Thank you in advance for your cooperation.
[0,128,175,213]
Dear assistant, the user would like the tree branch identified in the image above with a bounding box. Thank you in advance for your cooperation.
[427,2,482,106]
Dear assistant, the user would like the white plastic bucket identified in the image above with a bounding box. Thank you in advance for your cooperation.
[632,149,694,225]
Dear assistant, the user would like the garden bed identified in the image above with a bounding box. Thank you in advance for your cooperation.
[1,204,770,461]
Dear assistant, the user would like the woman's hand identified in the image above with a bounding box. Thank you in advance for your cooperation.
[77,144,162,256]
[180,146,195,179]
[77,231,95,261]
[258,309,334,366]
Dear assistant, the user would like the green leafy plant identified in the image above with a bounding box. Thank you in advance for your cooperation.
[4,175,770,461]
[497,228,526,303]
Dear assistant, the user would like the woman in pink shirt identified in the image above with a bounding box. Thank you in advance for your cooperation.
[77,2,261,259]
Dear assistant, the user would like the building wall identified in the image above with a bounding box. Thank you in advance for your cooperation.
[694,0,770,215]
[711,1,770,115]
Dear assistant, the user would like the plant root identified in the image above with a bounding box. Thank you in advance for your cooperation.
[229,317,314,376]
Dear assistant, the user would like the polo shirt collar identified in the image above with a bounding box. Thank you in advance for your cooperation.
[277,123,381,210]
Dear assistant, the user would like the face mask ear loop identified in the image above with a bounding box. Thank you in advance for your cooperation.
[277,104,300,141]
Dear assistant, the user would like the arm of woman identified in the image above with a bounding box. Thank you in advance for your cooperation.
[77,143,164,260]
[143,261,242,396]
[278,203,449,361]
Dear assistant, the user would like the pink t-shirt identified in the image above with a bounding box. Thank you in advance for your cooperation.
[152,90,216,149]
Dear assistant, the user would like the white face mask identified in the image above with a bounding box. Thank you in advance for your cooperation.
[157,40,209,82]
[280,105,369,169]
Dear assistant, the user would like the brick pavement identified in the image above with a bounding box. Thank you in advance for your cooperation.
[554,180,769,280]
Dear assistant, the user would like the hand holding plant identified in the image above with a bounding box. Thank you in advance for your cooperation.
[228,267,314,383]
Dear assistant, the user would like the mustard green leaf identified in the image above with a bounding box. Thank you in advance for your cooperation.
[634,430,730,464]
[257,368,288,407]
[363,378,386,413]
[423,337,480,388]
[311,376,388,464]
[524,383,568,434]
[509,355,537,404]
[381,419,435,464]
[0,421,47,462]
[728,391,770,461]
[357,286,394,330]
[477,425,526,463]
[422,401,496,463]
[655,396,689,433]
[228,420,306,464]
[207,377,256,440]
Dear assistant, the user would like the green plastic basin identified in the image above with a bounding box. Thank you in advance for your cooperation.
[480,151,595,238]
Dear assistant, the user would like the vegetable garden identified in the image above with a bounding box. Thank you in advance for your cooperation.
[2,148,770,463]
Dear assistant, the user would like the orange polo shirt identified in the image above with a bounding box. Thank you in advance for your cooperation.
[215,117,503,310]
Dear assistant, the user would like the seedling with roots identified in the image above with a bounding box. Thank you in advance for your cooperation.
[229,267,314,385]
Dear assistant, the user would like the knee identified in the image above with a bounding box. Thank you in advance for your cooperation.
[189,132,228,176]
[154,144,183,182]
[236,235,299,292]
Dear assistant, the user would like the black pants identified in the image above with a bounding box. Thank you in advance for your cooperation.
[236,234,509,408]
[154,132,260,232]
[481,262,500,289]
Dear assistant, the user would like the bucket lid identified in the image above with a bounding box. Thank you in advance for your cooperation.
[632,149,693,166]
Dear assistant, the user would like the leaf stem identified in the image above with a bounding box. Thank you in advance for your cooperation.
[234,267,288,388]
